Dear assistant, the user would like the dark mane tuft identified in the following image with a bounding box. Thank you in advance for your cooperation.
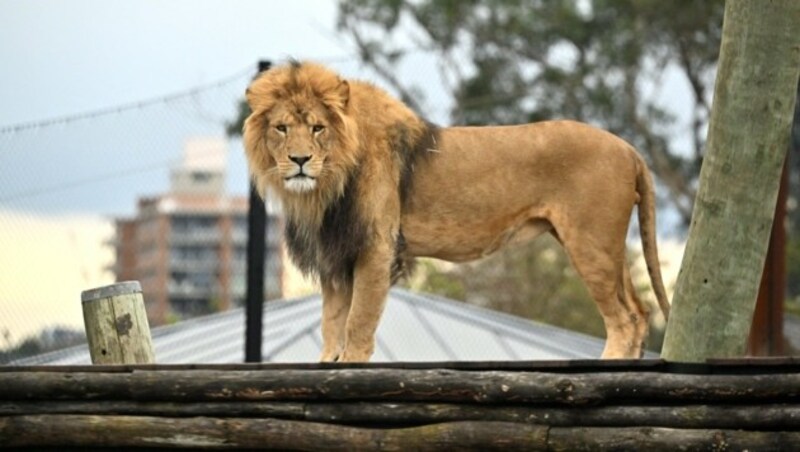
[284,169,369,286]
[391,121,440,207]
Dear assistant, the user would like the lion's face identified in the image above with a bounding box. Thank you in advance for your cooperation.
[243,63,359,200]
[261,103,336,193]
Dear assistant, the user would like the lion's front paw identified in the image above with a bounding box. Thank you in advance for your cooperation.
[338,348,373,363]
[319,348,342,363]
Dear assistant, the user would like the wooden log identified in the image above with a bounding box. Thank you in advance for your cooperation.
[546,426,800,452]
[1,369,799,405]
[305,402,800,430]
[0,401,305,419]
[0,372,133,400]
[81,281,155,364]
[2,415,799,450]
[2,400,799,430]
[5,358,800,374]
[0,415,548,450]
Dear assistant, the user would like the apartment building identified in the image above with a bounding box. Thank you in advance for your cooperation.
[110,138,282,325]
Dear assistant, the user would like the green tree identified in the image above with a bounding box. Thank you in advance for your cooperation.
[338,0,725,222]
[405,236,605,338]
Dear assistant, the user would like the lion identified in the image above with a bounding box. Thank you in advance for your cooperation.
[243,61,670,362]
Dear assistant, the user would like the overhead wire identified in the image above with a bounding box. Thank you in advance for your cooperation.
[0,64,257,202]
[0,46,446,136]
[0,64,256,135]
[0,49,457,203]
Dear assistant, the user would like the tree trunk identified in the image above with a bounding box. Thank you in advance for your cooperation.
[662,0,800,361]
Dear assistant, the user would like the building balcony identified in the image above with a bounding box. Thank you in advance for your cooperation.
[169,230,221,244]
[230,230,248,244]
[169,258,219,271]
[167,281,220,298]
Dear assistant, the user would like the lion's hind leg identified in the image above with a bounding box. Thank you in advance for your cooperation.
[621,261,650,357]
[551,223,649,359]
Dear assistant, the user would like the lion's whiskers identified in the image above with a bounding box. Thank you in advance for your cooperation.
[259,167,281,179]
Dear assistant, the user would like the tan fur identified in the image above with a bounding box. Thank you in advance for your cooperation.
[244,62,670,362]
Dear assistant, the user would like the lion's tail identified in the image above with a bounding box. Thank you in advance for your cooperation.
[635,154,671,320]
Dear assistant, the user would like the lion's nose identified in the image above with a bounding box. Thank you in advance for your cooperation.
[289,155,311,167]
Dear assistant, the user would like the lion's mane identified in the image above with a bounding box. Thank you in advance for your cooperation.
[243,62,437,285]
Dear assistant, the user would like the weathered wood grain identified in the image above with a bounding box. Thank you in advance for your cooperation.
[2,415,799,450]
[81,281,155,365]
[1,369,798,405]
[0,415,548,450]
[2,401,799,430]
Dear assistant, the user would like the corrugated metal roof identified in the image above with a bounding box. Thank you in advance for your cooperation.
[12,289,606,365]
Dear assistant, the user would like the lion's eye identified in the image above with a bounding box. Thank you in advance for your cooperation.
[312,124,325,134]
[275,124,287,133]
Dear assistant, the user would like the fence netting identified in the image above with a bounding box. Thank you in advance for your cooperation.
[2,51,690,364]
[0,64,287,363]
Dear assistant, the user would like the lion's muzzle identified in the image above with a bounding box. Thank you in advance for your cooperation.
[289,155,312,167]
[284,155,317,193]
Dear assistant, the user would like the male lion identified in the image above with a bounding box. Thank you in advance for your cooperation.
[243,61,670,362]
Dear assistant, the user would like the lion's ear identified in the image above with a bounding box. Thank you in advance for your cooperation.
[320,79,350,115]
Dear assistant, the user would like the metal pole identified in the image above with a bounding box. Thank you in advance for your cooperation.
[245,60,271,363]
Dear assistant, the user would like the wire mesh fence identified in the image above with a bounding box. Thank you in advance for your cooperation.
[0,49,463,365]
[1,37,729,364]
[0,63,285,363]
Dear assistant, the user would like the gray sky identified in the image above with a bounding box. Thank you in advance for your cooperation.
[0,0,377,343]
[0,0,397,216]
[0,0,346,126]
[0,0,694,345]
[0,0,692,220]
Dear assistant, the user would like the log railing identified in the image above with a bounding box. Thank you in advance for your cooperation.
[1,360,799,450]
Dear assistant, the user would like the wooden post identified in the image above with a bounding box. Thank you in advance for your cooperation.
[81,281,155,364]
[661,0,800,362]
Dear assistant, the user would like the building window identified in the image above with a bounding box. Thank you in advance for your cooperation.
[191,171,213,184]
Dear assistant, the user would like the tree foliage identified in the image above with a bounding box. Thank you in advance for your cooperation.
[0,327,85,364]
[404,236,605,338]
[402,236,666,350]
[338,0,724,222]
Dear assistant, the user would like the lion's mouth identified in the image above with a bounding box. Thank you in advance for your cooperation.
[284,174,317,193]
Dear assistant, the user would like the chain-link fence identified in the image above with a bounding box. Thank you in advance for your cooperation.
[1,48,703,365]
[0,47,467,364]
[0,64,288,363]
[5,36,753,363]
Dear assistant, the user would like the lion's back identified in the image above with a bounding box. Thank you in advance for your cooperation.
[348,80,421,133]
